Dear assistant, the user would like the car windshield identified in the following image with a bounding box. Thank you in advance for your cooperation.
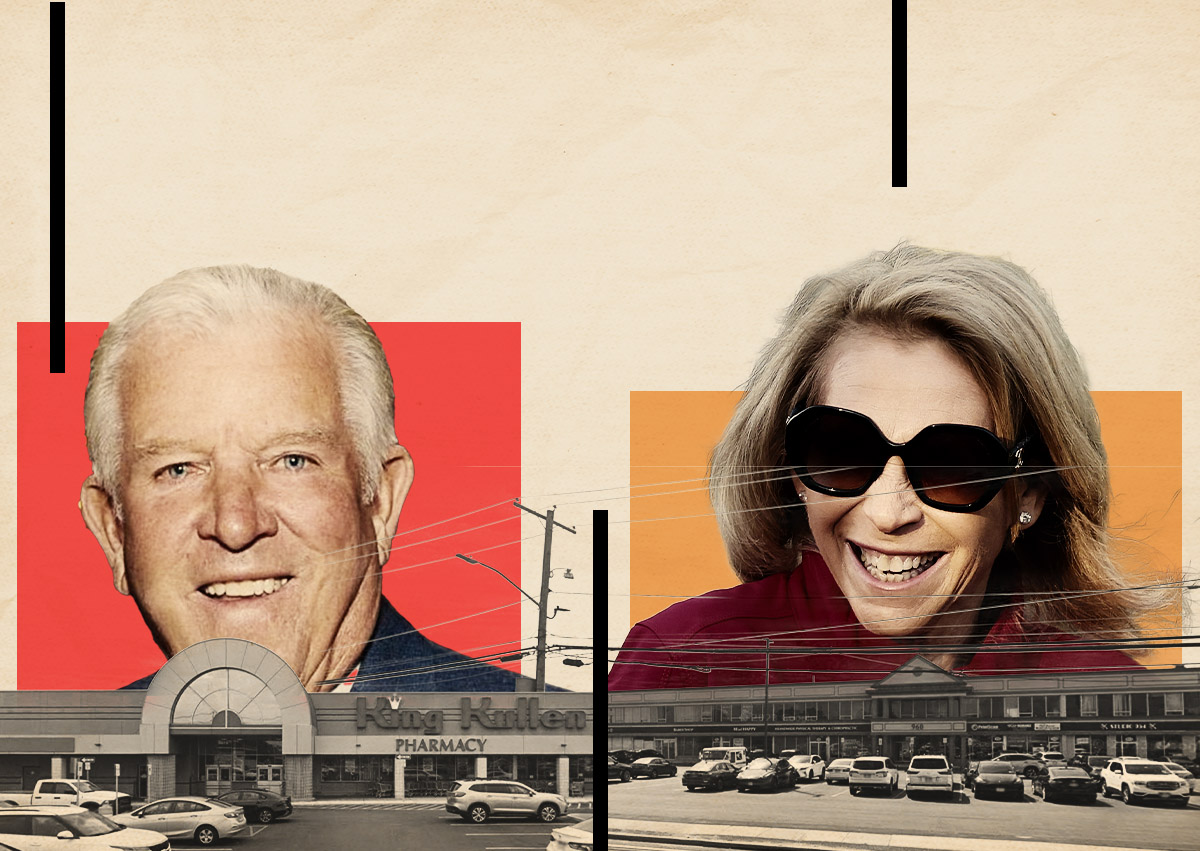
[72,781,100,793]
[1126,764,1170,775]
[699,749,729,760]
[830,760,853,767]
[910,758,946,770]
[979,762,1015,774]
[854,760,884,770]
[59,810,124,837]
[791,755,813,763]
[634,758,655,764]
[746,758,773,769]
[688,761,719,771]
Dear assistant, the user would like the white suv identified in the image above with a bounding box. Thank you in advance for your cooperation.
[445,780,567,823]
[1099,758,1189,807]
[905,755,954,796]
[848,757,899,796]
[786,754,826,781]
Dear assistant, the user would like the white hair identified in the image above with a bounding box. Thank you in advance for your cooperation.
[84,265,396,508]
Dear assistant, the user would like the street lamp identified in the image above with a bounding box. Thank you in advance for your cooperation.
[455,553,563,690]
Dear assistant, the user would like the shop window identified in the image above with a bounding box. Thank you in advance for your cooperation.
[839,701,853,720]
[700,704,713,722]
[656,705,672,722]
[736,704,753,722]
[1165,693,1184,716]
[609,707,623,723]
[719,705,732,723]
[1116,736,1137,756]
[1046,696,1064,718]
[1113,694,1132,717]
[1185,692,1200,717]
[1080,694,1098,717]
[962,698,979,718]
[783,702,797,721]
[803,702,817,721]
[675,705,699,722]
[750,704,764,722]
[1097,694,1113,716]
[816,702,830,721]
[1148,693,1165,716]
[1003,697,1020,718]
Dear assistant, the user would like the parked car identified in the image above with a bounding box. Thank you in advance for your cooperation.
[630,757,677,779]
[697,747,749,769]
[0,779,131,815]
[210,788,293,823]
[608,750,637,766]
[1099,758,1190,807]
[969,761,1024,800]
[608,756,633,783]
[1032,765,1098,803]
[736,758,794,793]
[546,816,592,851]
[905,755,954,796]
[848,757,898,796]
[1160,762,1200,795]
[681,760,738,792]
[1037,751,1068,768]
[786,754,826,781]
[825,758,854,785]
[113,797,245,846]
[991,753,1042,778]
[1083,755,1111,778]
[0,806,170,851]
[445,780,566,823]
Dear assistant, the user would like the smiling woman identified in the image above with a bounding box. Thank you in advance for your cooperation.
[609,244,1168,690]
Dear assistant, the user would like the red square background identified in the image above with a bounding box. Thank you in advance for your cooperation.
[17,322,522,689]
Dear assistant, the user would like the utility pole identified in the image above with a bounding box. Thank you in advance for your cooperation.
[514,500,576,690]
[762,638,772,754]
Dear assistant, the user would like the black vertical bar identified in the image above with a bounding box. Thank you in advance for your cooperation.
[892,0,907,188]
[593,509,607,695]
[50,2,65,372]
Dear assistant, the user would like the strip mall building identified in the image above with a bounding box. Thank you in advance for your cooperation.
[609,656,1200,767]
[0,640,593,801]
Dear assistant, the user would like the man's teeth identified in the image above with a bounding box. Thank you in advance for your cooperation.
[203,577,291,598]
[857,547,940,583]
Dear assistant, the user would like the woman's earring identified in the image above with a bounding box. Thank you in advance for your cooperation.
[1018,511,1033,525]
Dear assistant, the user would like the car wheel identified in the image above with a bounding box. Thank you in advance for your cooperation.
[258,808,274,824]
[194,825,218,846]
[849,786,859,796]
[1102,784,1113,798]
[536,803,560,823]
[1121,786,1134,805]
[670,767,678,777]
[685,785,695,791]
[620,770,631,783]
[468,804,490,823]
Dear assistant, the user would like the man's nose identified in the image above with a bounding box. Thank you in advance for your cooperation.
[860,456,924,532]
[199,466,277,551]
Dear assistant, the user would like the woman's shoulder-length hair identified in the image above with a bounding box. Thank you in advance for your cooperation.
[708,243,1159,645]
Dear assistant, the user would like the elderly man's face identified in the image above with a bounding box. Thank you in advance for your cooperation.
[82,317,411,689]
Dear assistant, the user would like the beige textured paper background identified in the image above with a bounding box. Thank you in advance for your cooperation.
[2,2,1198,695]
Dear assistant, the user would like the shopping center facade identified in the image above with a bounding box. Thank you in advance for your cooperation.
[609,656,1200,767]
[0,639,593,801]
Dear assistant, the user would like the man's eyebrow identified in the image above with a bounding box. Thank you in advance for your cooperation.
[130,440,201,463]
[258,427,342,450]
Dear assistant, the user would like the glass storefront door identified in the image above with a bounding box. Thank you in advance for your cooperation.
[178,736,284,797]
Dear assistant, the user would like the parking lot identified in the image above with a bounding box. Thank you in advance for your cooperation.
[135,804,584,851]
[610,774,1197,851]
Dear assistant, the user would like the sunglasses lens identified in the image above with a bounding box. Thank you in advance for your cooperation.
[907,426,1008,508]
[789,409,883,494]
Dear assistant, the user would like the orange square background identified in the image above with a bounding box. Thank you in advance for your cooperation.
[630,390,1182,668]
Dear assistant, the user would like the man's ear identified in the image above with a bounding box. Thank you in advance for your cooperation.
[80,477,130,596]
[370,445,415,566]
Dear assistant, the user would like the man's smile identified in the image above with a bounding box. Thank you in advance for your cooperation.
[201,576,293,599]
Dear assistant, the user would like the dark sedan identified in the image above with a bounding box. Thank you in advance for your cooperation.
[682,760,738,791]
[631,757,678,779]
[1033,766,1099,804]
[609,756,634,783]
[969,761,1024,800]
[736,758,795,793]
[211,788,293,824]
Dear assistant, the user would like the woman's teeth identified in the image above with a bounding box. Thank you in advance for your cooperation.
[203,577,291,598]
[856,546,940,583]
